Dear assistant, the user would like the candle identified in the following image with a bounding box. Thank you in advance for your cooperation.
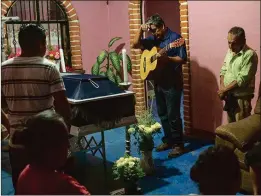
[59,48,66,72]
[122,48,128,83]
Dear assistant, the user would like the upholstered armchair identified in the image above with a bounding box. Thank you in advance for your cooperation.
[215,97,261,193]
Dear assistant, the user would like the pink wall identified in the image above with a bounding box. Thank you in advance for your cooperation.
[71,1,260,133]
[71,1,181,76]
[71,1,131,74]
[188,1,260,132]
[144,0,180,34]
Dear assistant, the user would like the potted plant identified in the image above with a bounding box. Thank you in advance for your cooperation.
[128,110,162,175]
[112,154,144,194]
[91,37,132,85]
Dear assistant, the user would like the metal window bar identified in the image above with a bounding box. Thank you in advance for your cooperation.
[10,4,17,55]
[55,0,60,50]
[3,0,71,66]
[41,0,44,21]
[47,0,51,45]
[19,0,23,21]
[28,0,32,21]
[36,0,40,23]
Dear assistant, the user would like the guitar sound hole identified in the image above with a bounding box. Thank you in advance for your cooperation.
[150,56,155,63]
[143,57,146,72]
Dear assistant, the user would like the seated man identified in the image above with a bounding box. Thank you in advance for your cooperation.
[190,146,241,195]
[17,110,90,195]
[245,142,261,195]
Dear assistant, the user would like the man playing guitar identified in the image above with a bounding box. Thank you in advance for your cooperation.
[132,14,187,158]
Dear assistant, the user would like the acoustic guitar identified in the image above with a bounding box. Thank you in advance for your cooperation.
[140,38,185,80]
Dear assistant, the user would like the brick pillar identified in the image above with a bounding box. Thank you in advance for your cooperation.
[1,1,12,15]
[179,0,193,134]
[128,1,146,116]
[1,0,83,72]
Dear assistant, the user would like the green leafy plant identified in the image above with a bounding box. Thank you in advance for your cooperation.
[128,110,162,153]
[91,37,132,84]
[112,154,145,183]
[5,45,12,57]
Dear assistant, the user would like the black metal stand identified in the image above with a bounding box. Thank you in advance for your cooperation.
[77,133,107,173]
[118,82,132,156]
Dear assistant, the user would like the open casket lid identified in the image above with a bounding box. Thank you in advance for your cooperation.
[61,74,125,102]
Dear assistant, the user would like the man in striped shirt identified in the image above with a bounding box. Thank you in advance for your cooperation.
[1,24,71,192]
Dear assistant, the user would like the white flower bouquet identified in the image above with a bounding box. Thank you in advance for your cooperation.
[112,155,145,183]
[128,110,162,153]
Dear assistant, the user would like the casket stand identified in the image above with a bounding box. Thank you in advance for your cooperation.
[62,74,137,172]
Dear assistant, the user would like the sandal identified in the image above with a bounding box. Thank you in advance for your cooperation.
[168,145,186,158]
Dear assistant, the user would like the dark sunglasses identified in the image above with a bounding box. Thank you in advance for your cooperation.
[149,28,157,33]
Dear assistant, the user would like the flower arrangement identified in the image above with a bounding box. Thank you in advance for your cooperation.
[65,66,74,72]
[45,45,60,61]
[7,47,21,59]
[112,154,145,183]
[128,110,162,153]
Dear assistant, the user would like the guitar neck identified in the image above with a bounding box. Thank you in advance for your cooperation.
[158,44,170,55]
[151,44,170,62]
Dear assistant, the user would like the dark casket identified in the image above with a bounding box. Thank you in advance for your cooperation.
[62,74,135,128]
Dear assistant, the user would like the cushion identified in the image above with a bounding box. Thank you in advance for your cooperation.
[215,114,261,151]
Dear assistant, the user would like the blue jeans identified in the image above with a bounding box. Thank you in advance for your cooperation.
[154,85,183,146]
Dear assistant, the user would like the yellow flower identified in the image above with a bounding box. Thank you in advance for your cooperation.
[151,124,157,131]
[144,127,153,134]
[128,127,135,134]
[128,157,135,162]
[128,161,135,168]
[138,125,145,130]
[116,156,139,168]
[154,122,162,129]
[121,160,128,166]
[135,157,140,161]
[116,157,124,165]
[117,162,124,167]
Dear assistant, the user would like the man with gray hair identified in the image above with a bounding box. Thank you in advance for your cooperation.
[132,14,187,158]
[218,26,258,122]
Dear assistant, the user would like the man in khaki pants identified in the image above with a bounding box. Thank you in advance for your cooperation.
[218,26,258,122]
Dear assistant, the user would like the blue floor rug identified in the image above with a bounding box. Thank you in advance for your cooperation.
[1,98,215,195]
[1,126,213,195]
[85,127,213,195]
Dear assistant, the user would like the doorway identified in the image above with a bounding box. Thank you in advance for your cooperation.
[142,0,184,127]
